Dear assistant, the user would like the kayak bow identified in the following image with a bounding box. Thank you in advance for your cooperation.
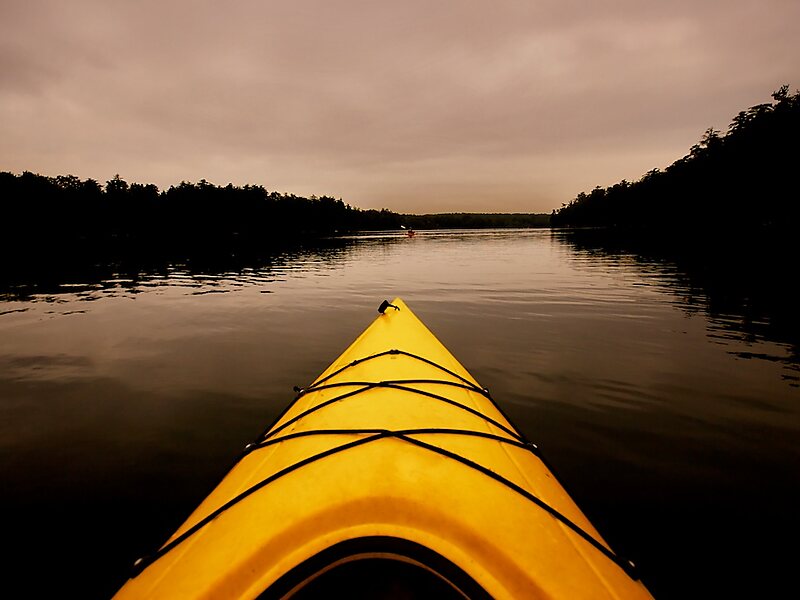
[115,298,652,599]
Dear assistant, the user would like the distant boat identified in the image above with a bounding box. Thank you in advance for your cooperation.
[407,229,415,238]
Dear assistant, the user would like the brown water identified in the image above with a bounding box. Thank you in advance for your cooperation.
[1,229,797,598]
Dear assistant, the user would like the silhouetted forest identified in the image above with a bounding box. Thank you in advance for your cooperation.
[0,171,549,289]
[551,86,799,234]
[0,172,549,251]
[0,173,392,247]
[0,173,386,285]
[0,172,550,256]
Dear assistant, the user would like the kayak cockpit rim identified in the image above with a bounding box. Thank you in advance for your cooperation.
[255,536,492,600]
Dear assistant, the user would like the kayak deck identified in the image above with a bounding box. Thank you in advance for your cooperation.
[115,298,652,599]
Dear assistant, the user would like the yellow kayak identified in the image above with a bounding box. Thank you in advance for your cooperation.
[115,298,652,599]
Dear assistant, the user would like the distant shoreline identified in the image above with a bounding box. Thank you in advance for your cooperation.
[398,212,550,229]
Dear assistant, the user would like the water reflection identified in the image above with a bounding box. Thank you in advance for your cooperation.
[3,228,798,385]
[1,228,799,600]
[553,228,799,386]
[0,236,374,303]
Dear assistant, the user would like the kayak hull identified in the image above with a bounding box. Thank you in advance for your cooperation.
[114,298,652,599]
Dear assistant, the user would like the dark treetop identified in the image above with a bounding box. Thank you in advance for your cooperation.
[551,85,800,235]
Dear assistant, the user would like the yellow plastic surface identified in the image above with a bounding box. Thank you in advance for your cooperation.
[114,298,653,599]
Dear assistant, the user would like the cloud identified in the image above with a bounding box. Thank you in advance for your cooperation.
[1,0,798,212]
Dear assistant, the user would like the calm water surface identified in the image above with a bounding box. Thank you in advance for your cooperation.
[1,229,797,598]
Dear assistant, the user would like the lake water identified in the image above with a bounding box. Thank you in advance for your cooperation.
[1,229,797,598]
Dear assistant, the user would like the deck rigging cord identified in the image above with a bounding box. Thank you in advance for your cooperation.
[130,348,639,581]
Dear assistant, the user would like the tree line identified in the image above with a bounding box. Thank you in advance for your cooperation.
[0,173,388,249]
[551,85,799,235]
[0,171,549,255]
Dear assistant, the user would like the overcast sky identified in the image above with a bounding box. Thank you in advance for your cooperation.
[1,1,798,213]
